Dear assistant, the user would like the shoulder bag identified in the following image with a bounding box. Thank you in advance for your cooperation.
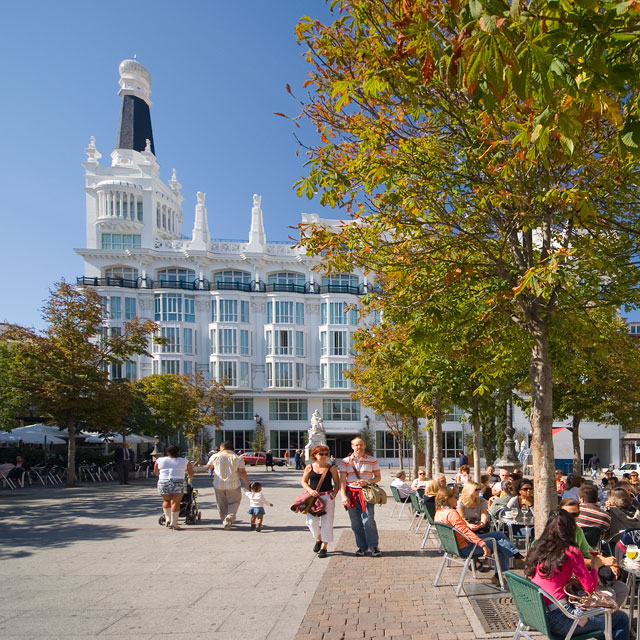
[290,466,330,516]
[563,578,619,612]
[351,460,387,505]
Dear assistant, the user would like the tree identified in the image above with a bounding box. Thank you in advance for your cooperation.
[1,282,156,486]
[293,1,640,529]
[0,340,31,429]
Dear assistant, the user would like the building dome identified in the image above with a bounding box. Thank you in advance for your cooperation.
[118,58,152,106]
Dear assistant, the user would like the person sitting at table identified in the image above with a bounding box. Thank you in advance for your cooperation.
[435,474,448,490]
[525,509,630,640]
[435,487,523,583]
[560,498,627,607]
[601,469,614,488]
[561,474,583,502]
[489,478,515,516]
[555,469,566,495]
[630,471,640,489]
[390,471,414,501]
[7,456,27,480]
[411,469,429,491]
[454,464,470,486]
[506,477,534,518]
[577,484,611,539]
[606,487,640,543]
[491,468,509,496]
[457,481,489,534]
[479,474,493,501]
[422,478,439,505]
[486,465,500,486]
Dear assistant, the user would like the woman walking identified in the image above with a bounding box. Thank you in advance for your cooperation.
[301,445,340,558]
[154,445,194,530]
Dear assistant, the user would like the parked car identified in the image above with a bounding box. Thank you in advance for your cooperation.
[612,462,640,479]
[241,452,286,467]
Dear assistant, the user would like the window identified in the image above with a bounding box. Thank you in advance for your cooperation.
[211,300,216,322]
[110,296,121,320]
[155,294,182,321]
[296,302,304,324]
[269,399,308,421]
[322,273,359,288]
[157,268,196,284]
[240,300,249,323]
[321,363,351,388]
[183,328,193,354]
[443,431,464,458]
[218,361,237,386]
[101,233,141,249]
[268,272,305,286]
[214,270,251,284]
[110,363,122,379]
[156,327,180,353]
[125,361,137,380]
[296,331,304,356]
[105,267,138,280]
[323,399,361,421]
[275,301,293,323]
[296,363,305,387]
[218,328,237,354]
[240,330,249,356]
[266,362,293,387]
[269,430,308,457]
[183,360,193,375]
[266,301,272,324]
[444,406,466,423]
[124,297,136,319]
[214,429,254,451]
[239,362,249,387]
[153,359,180,374]
[330,330,347,355]
[225,398,254,420]
[219,299,238,322]
[184,296,195,322]
[137,200,143,221]
[375,431,412,458]
[275,330,292,355]
[324,301,357,325]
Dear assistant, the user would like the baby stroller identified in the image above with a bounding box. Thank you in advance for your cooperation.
[158,479,202,526]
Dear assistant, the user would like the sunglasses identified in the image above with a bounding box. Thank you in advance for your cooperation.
[419,473,426,476]
[316,453,329,457]
[521,487,533,491]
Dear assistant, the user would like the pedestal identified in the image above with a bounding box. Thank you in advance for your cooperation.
[305,432,327,463]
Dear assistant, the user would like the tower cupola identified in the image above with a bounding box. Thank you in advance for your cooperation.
[116,59,155,155]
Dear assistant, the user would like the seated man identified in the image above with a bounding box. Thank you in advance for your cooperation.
[7,456,26,480]
[491,469,509,496]
[390,471,414,501]
[577,484,611,539]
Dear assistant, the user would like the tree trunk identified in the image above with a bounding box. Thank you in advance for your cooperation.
[432,393,444,475]
[572,413,582,476]
[425,425,434,479]
[397,436,404,471]
[412,416,419,478]
[471,397,482,483]
[529,324,556,534]
[66,412,77,487]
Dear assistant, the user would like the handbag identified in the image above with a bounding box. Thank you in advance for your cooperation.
[563,578,619,612]
[290,467,330,516]
[351,462,387,505]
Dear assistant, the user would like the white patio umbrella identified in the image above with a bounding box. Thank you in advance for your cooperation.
[0,430,66,445]
[12,424,70,438]
[84,432,155,444]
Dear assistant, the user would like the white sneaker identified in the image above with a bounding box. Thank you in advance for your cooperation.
[223,515,234,530]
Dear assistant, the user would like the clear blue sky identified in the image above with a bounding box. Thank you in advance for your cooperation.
[0,1,333,330]
[1,1,638,330]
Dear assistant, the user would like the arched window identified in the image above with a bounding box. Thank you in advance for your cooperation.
[321,273,359,288]
[105,267,139,280]
[268,272,305,286]
[156,268,196,283]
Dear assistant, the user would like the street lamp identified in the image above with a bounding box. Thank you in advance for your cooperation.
[364,415,370,428]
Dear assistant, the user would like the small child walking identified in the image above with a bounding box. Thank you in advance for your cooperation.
[245,481,273,532]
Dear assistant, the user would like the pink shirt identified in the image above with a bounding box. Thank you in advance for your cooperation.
[531,546,598,603]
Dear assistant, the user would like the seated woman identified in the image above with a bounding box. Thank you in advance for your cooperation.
[454,464,470,486]
[489,479,515,516]
[479,474,492,501]
[435,487,522,583]
[422,478,439,505]
[411,469,429,491]
[561,474,583,501]
[525,509,629,640]
[506,477,534,518]
[457,481,489,534]
[606,487,640,542]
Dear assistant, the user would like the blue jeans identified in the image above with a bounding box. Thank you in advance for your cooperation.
[347,500,379,550]
[547,603,629,640]
[460,531,519,571]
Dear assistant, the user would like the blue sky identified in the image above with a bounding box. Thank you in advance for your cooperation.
[0,1,333,330]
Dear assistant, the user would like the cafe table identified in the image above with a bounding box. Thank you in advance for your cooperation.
[498,511,534,553]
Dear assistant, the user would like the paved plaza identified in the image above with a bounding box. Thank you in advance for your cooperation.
[0,468,506,639]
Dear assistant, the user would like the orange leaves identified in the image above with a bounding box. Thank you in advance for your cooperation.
[421,49,435,83]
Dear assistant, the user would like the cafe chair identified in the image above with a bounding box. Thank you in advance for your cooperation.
[504,570,612,640]
[420,501,438,549]
[389,486,411,519]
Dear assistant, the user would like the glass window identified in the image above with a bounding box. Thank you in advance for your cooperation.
[158,327,180,353]
[153,359,180,375]
[322,273,359,288]
[275,301,294,323]
[124,297,136,319]
[295,302,304,324]
[296,331,304,357]
[125,361,137,380]
[155,294,182,321]
[275,362,293,387]
[274,330,292,355]
[157,268,196,283]
[214,270,251,284]
[269,399,308,421]
[268,272,305,286]
[239,362,249,387]
[183,328,193,354]
[215,429,254,451]
[218,361,237,386]
[240,330,249,356]
[323,399,361,421]
[224,398,254,420]
[101,233,141,249]
[110,296,121,319]
[211,300,217,322]
[105,267,139,280]
[330,330,347,355]
[270,430,308,457]
[296,362,305,387]
[184,296,195,322]
[219,328,237,354]
[321,302,327,324]
[444,406,466,423]
[183,360,193,375]
[241,300,249,323]
[219,300,238,322]
[443,431,464,458]
[375,431,411,458]
[209,329,216,354]
[265,330,272,355]
[266,301,273,324]
[137,199,143,221]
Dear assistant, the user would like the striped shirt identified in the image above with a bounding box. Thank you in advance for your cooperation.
[207,450,245,490]
[339,454,380,487]
[577,503,611,536]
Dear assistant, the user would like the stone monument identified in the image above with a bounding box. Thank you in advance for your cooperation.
[305,409,327,462]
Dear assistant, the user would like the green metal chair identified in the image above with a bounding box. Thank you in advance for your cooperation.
[420,501,437,548]
[504,571,613,640]
[433,522,505,595]
[389,486,411,519]
[409,492,426,531]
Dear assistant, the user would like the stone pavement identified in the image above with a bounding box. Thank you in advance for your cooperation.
[0,468,503,639]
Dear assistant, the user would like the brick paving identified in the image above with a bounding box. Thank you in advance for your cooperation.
[294,529,495,640]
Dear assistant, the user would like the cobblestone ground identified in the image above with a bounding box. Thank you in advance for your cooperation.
[294,529,489,640]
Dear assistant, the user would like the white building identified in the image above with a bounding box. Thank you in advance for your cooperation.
[76,59,396,460]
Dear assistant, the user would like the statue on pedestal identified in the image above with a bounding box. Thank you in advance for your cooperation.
[305,410,327,462]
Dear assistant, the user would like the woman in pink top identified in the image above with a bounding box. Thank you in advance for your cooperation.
[525,509,628,640]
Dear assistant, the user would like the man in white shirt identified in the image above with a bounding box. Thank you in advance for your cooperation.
[390,471,414,500]
[207,441,249,530]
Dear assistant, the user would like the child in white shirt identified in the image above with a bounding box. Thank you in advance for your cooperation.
[245,482,273,532]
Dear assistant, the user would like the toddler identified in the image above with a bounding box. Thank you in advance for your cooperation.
[245,481,273,532]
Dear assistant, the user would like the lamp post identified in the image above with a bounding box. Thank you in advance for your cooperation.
[495,399,521,473]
